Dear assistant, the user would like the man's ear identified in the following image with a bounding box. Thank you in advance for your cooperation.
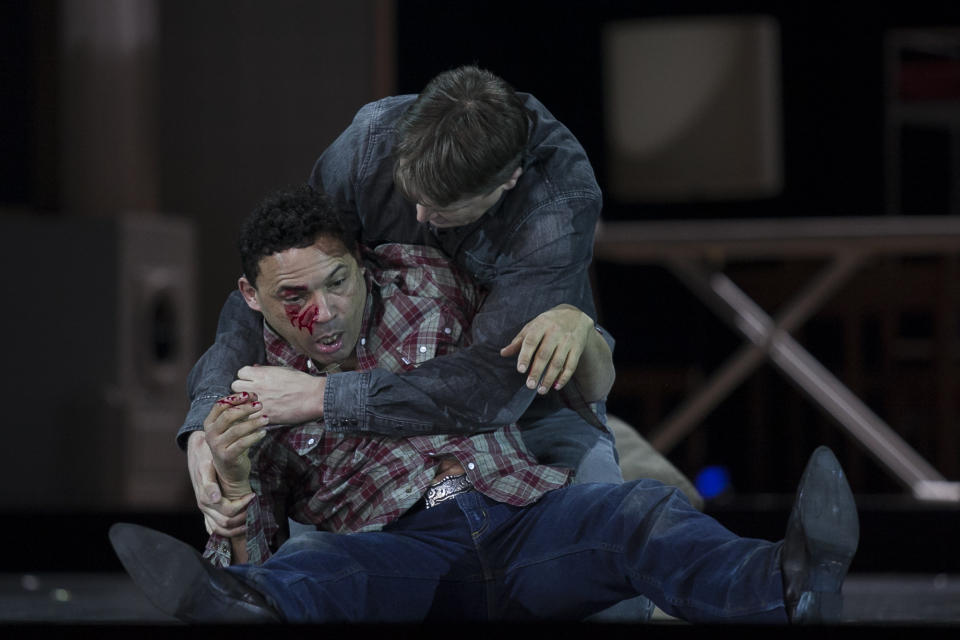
[502,166,524,191]
[238,276,262,312]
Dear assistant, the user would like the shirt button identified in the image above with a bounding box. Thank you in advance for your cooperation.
[419,346,427,353]
[307,438,315,446]
[467,463,475,470]
[444,327,452,334]
[360,338,366,346]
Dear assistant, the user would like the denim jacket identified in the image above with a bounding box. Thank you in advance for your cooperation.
[179,93,607,467]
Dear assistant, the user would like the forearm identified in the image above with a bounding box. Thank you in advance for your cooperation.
[216,495,276,566]
[218,474,253,565]
[571,325,615,402]
[212,469,262,566]
[202,493,273,567]
[230,533,249,564]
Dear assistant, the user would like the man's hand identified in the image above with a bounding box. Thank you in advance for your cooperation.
[499,304,593,394]
[187,429,255,537]
[203,394,268,500]
[231,365,326,424]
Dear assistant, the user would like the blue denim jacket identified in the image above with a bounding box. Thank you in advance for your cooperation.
[179,93,609,468]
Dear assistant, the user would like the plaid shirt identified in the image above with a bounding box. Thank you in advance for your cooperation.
[204,244,571,567]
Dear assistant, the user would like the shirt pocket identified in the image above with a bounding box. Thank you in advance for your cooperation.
[393,301,465,370]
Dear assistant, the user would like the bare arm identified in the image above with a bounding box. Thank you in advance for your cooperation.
[187,430,255,538]
[500,304,615,403]
[202,394,268,564]
[569,319,615,402]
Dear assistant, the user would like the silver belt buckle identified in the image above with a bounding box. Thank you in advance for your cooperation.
[424,473,472,509]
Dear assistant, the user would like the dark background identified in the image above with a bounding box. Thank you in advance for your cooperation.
[2,0,959,572]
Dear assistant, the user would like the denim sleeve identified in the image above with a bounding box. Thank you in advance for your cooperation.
[323,215,600,436]
[177,290,266,450]
[308,100,395,244]
[309,116,361,221]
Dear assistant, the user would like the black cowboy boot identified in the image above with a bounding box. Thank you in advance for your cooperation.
[781,446,859,623]
[109,522,281,623]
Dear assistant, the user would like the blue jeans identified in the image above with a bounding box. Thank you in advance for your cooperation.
[232,481,787,623]
[522,405,656,622]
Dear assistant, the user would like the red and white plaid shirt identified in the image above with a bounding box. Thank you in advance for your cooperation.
[205,244,570,567]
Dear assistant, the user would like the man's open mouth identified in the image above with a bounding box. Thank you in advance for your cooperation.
[314,332,343,354]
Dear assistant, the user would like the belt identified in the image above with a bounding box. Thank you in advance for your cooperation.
[423,473,473,509]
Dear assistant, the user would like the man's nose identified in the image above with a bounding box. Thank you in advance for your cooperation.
[311,293,335,323]
[415,204,433,223]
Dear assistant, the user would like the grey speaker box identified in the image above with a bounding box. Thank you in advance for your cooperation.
[0,211,197,509]
[603,15,783,202]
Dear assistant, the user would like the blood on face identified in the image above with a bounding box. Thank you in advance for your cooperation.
[284,302,319,334]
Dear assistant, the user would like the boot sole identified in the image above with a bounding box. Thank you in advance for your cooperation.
[109,522,212,620]
[794,446,859,615]
[109,522,278,623]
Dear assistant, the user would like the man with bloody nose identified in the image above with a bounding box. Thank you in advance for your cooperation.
[182,65,700,622]
[239,233,367,375]
[111,184,859,625]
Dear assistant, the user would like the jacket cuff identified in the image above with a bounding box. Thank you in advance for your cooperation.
[322,370,369,432]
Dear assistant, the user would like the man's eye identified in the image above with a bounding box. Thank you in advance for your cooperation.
[330,278,346,288]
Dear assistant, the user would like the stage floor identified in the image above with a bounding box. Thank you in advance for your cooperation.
[3,497,958,634]
[1,571,958,626]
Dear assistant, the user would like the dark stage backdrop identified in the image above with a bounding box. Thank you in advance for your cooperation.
[395,1,960,496]
[2,0,960,503]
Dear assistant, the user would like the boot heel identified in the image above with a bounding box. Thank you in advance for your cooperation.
[794,591,843,623]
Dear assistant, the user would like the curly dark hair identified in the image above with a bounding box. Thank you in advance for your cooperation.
[238,184,358,287]
[393,65,529,207]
